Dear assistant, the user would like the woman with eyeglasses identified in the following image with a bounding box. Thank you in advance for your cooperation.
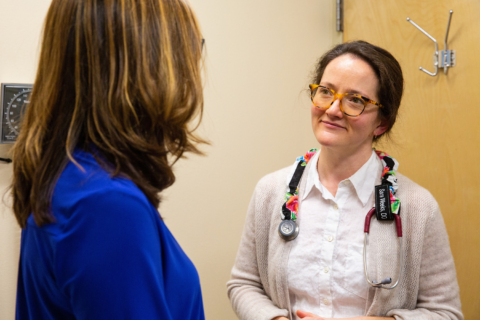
[227,41,463,320]
[12,0,206,319]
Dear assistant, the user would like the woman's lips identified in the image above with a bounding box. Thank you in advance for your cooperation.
[321,120,346,130]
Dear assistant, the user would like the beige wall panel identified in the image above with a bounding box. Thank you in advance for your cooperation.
[0,0,339,319]
[344,0,480,318]
[163,1,339,319]
[0,1,52,319]
[0,160,20,320]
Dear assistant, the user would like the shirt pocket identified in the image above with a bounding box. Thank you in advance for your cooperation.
[341,242,369,299]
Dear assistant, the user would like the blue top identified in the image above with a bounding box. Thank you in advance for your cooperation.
[16,150,205,320]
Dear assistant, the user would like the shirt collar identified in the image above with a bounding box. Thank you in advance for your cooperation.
[302,149,381,205]
[349,150,381,206]
[303,150,324,200]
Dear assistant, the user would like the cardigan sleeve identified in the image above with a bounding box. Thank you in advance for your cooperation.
[227,179,290,320]
[54,187,175,320]
[386,204,463,320]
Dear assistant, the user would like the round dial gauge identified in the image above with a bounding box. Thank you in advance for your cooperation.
[6,89,32,135]
[1,84,33,144]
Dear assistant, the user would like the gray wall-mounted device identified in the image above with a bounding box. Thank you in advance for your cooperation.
[1,83,33,144]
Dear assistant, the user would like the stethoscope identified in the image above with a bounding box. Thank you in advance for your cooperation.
[363,206,403,289]
[278,151,404,290]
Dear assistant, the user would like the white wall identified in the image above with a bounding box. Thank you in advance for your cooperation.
[0,1,52,319]
[0,1,339,319]
[164,0,339,318]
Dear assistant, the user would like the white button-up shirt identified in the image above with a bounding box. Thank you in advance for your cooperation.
[287,149,381,319]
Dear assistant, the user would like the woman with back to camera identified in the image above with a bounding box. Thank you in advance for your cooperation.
[227,41,463,320]
[12,0,206,319]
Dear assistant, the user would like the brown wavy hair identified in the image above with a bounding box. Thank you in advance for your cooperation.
[11,0,205,228]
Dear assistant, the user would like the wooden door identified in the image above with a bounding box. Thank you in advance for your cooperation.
[344,0,480,318]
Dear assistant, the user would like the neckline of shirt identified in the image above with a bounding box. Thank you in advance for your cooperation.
[302,149,381,206]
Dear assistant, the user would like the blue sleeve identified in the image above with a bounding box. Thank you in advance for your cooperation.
[54,186,172,319]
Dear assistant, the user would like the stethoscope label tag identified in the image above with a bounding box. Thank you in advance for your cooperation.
[278,220,299,241]
[375,185,394,221]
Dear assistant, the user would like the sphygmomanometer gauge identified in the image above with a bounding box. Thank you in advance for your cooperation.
[1,84,33,144]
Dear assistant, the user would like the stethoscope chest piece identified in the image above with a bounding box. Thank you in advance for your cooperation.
[278,220,299,241]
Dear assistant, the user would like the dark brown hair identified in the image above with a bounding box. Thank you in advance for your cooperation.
[11,0,205,228]
[312,40,404,140]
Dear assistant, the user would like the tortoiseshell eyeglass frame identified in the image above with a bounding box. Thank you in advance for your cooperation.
[309,84,383,117]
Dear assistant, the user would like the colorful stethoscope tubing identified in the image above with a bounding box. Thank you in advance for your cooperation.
[363,206,403,289]
[280,149,404,290]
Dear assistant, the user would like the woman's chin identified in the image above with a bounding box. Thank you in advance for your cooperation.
[317,140,341,149]
[314,132,344,148]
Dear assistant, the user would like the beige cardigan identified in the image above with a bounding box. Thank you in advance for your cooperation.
[227,159,463,320]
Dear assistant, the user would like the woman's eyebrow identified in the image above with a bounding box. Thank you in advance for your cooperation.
[348,89,372,100]
[320,82,372,99]
[319,81,336,90]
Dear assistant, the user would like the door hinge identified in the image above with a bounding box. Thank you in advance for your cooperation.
[336,0,343,32]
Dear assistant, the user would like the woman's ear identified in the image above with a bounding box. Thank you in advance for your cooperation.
[373,119,389,136]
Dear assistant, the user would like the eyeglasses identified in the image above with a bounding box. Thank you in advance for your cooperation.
[309,84,383,117]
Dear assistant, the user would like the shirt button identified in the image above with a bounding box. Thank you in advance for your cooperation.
[333,204,338,210]
[323,298,330,305]
[324,267,329,273]
[328,235,334,242]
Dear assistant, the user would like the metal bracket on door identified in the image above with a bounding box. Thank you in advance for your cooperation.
[336,0,343,32]
[407,10,455,76]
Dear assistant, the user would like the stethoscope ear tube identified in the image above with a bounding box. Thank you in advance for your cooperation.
[363,207,403,289]
[364,207,403,237]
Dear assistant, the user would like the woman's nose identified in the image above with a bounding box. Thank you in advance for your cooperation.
[326,97,344,118]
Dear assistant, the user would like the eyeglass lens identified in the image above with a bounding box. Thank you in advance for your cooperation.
[311,87,365,116]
